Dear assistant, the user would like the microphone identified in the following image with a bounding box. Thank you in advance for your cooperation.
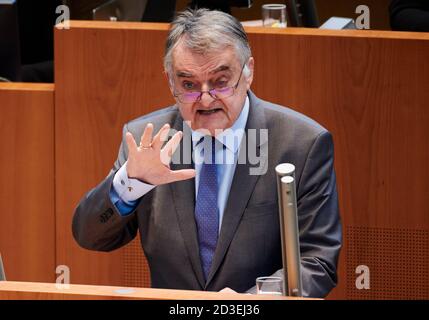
[275,163,303,296]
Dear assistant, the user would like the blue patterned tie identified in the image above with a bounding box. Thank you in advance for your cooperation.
[195,137,219,280]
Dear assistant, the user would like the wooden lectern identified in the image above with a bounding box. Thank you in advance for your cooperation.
[0,281,315,300]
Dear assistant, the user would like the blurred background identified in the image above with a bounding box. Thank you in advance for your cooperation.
[65,0,392,29]
[1,0,426,83]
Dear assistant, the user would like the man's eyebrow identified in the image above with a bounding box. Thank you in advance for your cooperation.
[209,65,231,74]
[175,65,231,78]
[176,71,193,78]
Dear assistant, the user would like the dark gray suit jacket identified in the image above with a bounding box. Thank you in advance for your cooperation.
[72,91,342,298]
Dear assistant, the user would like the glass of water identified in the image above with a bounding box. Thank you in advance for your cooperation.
[256,276,284,295]
[262,4,287,28]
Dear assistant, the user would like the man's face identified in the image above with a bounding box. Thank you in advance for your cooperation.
[168,42,254,135]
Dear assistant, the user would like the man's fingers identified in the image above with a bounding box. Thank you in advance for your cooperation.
[140,123,154,148]
[125,132,138,154]
[152,124,170,149]
[167,169,196,183]
[160,131,182,165]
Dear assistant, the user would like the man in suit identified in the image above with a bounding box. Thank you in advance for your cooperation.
[72,8,342,298]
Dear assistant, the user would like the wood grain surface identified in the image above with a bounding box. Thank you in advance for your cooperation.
[0,281,315,300]
[0,83,55,283]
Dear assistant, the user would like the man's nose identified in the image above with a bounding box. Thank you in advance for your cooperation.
[198,84,215,106]
[199,90,216,106]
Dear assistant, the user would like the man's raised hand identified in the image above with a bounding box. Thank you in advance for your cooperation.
[125,123,195,185]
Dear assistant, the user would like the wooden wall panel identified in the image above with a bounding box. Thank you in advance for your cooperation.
[54,22,171,287]
[0,83,55,282]
[249,28,429,229]
[247,28,429,299]
[176,0,392,30]
[55,21,429,298]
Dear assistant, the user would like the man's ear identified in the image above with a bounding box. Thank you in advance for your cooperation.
[245,57,255,90]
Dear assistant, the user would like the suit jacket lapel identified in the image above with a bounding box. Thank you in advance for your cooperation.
[205,92,269,288]
[169,112,206,289]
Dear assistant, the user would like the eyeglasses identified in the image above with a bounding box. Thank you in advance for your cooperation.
[173,63,246,104]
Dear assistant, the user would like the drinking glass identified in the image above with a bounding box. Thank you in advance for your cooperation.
[256,276,284,295]
[262,4,287,28]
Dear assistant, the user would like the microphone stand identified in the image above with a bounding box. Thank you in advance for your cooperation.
[275,163,303,296]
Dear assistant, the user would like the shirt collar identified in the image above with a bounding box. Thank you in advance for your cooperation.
[191,96,250,154]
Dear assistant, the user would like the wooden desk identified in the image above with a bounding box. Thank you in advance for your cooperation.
[0,281,310,300]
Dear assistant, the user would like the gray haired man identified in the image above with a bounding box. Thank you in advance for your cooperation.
[73,9,342,297]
